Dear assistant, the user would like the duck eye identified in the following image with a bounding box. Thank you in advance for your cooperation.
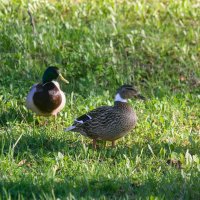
[126,87,136,92]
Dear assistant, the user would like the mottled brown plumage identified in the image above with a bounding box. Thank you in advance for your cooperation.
[65,85,145,149]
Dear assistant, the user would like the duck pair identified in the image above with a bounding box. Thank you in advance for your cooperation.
[26,67,145,149]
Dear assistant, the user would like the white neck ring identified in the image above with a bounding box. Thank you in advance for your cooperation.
[115,93,127,103]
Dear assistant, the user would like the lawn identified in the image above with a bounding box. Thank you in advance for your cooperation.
[0,0,200,199]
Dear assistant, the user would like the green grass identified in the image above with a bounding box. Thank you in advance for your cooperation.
[0,0,200,199]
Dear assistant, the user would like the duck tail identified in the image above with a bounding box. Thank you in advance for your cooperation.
[64,125,76,132]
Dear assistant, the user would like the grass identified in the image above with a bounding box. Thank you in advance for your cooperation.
[0,0,200,199]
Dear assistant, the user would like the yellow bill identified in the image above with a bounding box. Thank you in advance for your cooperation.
[59,74,69,84]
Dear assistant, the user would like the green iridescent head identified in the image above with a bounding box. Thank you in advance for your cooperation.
[42,66,69,84]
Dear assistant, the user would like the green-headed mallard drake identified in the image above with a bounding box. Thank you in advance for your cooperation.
[65,85,145,149]
[26,66,68,117]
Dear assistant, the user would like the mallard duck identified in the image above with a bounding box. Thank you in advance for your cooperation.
[26,66,68,117]
[65,85,145,149]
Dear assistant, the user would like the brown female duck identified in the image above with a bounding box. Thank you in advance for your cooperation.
[65,85,145,149]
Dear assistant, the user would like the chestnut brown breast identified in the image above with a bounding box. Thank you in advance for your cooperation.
[33,82,62,113]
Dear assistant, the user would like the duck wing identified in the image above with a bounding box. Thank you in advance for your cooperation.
[75,106,112,123]
[70,106,121,138]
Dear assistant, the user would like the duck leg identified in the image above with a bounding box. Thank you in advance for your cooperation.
[35,116,48,126]
[93,139,97,150]
[105,141,107,147]
[54,114,57,129]
[112,140,116,148]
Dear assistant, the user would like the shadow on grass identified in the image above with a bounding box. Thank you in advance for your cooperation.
[0,132,82,158]
[0,133,199,199]
[0,108,34,127]
[0,132,143,161]
[0,168,199,199]
[1,130,198,162]
[0,176,130,199]
[0,109,22,127]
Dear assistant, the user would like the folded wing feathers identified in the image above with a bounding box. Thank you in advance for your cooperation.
[64,125,76,132]
[75,114,92,124]
[65,106,113,132]
[65,114,92,132]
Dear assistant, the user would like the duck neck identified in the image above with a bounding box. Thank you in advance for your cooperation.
[115,93,127,102]
[114,94,133,112]
[114,93,128,106]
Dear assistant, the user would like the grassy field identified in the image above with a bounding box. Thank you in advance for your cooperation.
[0,0,200,199]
